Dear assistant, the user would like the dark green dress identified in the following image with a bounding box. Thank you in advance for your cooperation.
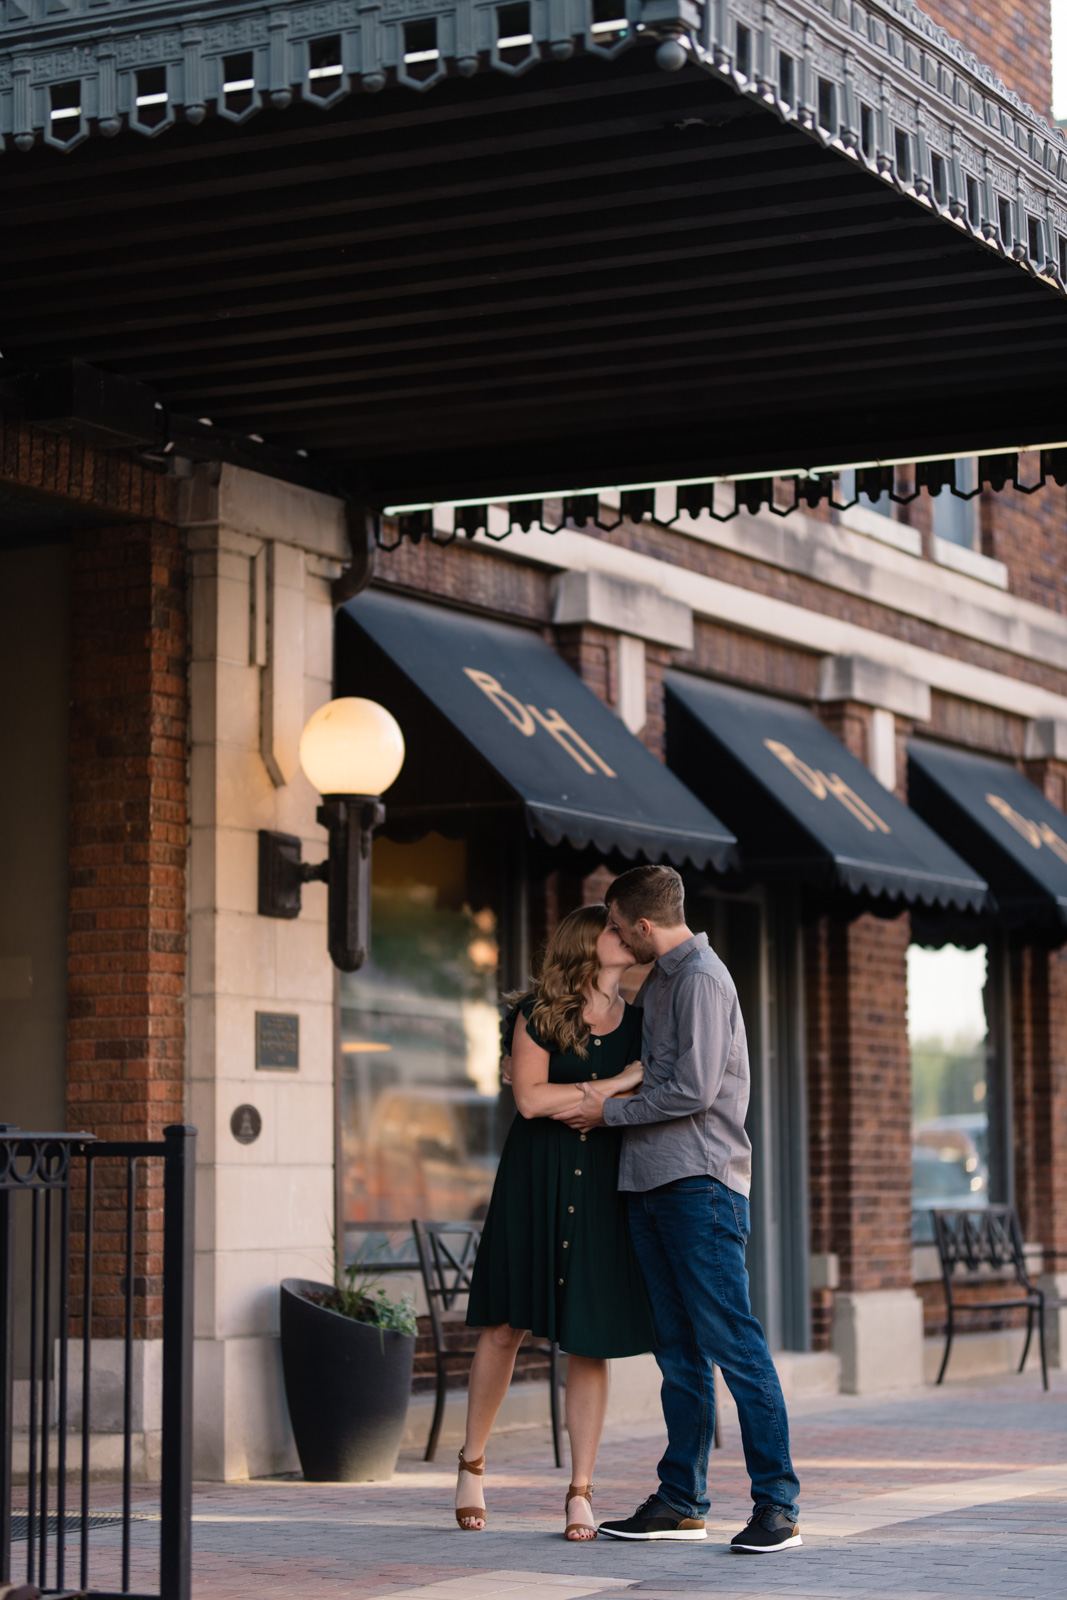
[466,999,656,1358]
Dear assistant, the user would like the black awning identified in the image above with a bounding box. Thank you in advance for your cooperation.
[908,741,1067,935]
[665,674,987,911]
[336,590,737,871]
[2,20,1067,504]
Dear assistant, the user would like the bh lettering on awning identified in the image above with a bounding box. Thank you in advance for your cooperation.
[765,739,891,834]
[465,669,617,778]
[987,793,1067,863]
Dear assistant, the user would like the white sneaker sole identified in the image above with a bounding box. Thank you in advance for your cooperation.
[598,1527,708,1541]
[730,1531,803,1552]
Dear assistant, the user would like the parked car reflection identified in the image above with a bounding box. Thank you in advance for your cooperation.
[344,1085,500,1222]
[912,1114,989,1242]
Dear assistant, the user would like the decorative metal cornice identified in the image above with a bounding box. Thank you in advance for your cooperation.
[2,0,1066,290]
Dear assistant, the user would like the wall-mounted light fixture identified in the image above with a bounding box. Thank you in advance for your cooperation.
[257,698,405,970]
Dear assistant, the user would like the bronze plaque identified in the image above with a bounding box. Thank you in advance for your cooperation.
[256,1011,299,1070]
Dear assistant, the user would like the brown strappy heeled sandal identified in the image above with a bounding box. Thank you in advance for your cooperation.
[455,1448,487,1530]
[565,1483,596,1541]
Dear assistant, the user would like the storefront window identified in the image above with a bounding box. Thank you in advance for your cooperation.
[339,834,507,1232]
[908,943,991,1241]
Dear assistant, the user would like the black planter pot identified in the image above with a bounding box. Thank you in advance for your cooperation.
[280,1278,415,1481]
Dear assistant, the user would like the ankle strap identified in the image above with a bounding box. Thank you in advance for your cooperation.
[458,1450,485,1475]
[566,1483,593,1503]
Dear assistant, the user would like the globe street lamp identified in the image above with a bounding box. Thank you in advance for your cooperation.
[257,698,405,971]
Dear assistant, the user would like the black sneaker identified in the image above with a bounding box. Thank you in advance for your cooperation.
[730,1504,802,1552]
[598,1494,707,1541]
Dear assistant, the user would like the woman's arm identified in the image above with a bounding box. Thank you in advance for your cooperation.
[511,1015,586,1119]
[606,1059,644,1096]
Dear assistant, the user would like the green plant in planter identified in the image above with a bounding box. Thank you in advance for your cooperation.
[302,1244,418,1344]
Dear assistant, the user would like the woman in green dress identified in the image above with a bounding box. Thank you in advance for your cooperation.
[456,903,656,1541]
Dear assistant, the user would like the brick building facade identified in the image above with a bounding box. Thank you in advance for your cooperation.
[2,0,1067,1477]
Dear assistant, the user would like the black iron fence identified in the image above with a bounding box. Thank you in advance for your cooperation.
[0,1125,194,1600]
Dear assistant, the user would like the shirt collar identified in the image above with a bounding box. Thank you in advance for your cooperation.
[655,931,708,976]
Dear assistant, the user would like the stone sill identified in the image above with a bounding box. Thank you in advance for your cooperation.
[932,534,1009,589]
[838,505,922,557]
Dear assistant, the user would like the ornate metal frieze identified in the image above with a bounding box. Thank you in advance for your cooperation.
[1,0,1065,285]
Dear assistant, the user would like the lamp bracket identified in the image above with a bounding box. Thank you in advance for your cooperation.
[257,831,331,919]
[256,800,386,972]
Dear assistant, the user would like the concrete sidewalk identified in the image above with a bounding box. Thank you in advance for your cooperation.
[26,1369,1067,1600]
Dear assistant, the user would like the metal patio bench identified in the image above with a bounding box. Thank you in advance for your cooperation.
[413,1218,562,1467]
[931,1205,1067,1390]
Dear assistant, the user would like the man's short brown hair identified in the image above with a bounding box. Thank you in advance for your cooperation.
[605,864,685,927]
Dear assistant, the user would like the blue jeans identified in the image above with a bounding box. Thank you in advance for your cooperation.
[628,1175,800,1522]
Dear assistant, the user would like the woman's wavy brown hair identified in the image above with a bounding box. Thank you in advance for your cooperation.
[514,903,608,1060]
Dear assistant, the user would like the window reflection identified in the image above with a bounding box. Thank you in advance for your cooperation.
[339,834,506,1230]
[930,457,978,549]
[908,943,991,1241]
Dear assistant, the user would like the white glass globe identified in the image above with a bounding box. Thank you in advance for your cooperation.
[298,698,405,797]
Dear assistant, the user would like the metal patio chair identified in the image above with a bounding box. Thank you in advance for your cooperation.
[413,1218,562,1466]
[932,1205,1067,1390]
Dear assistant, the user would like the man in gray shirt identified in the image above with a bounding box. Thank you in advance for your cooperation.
[554,864,801,1552]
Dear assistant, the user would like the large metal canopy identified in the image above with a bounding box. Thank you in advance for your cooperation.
[2,0,1067,509]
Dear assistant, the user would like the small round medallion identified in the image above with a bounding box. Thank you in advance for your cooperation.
[231,1104,262,1145]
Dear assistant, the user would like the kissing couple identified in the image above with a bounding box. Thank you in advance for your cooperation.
[454,864,801,1551]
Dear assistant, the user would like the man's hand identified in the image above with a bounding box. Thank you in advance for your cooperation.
[552,1082,610,1131]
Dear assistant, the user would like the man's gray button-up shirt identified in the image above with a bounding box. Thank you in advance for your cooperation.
[602,931,753,1197]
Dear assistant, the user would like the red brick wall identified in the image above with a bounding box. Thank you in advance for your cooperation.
[1012,759,1067,1262]
[375,531,551,623]
[0,418,173,526]
[981,475,1067,619]
[1010,937,1067,1267]
[0,420,184,1334]
[554,623,615,708]
[922,1,1053,120]
[1012,945,1067,1261]
[66,520,187,1335]
[806,911,913,1347]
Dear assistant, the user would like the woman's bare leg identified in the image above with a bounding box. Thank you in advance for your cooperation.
[456,1324,527,1528]
[563,1354,610,1539]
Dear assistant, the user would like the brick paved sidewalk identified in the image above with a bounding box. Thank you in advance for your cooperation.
[25,1370,1067,1600]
